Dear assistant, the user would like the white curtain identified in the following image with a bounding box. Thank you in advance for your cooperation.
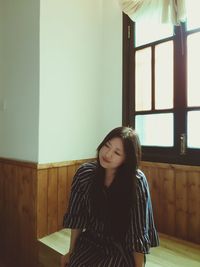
[118,0,186,25]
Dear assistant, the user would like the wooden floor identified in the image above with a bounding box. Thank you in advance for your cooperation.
[38,230,200,267]
[146,233,200,267]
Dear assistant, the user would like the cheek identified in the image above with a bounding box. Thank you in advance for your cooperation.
[117,156,125,166]
[98,148,104,157]
[114,157,124,167]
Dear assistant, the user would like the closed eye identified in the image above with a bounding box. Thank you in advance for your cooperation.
[104,143,110,148]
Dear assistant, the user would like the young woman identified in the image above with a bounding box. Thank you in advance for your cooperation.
[62,127,159,267]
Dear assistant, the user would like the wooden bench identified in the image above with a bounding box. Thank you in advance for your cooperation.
[38,231,200,267]
[146,233,200,267]
[38,229,71,267]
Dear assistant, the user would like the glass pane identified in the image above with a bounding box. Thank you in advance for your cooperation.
[155,41,173,109]
[187,111,200,148]
[187,33,200,107]
[135,48,151,111]
[186,0,200,31]
[135,113,173,147]
[135,21,173,47]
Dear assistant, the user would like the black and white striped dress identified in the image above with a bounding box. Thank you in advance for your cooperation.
[63,162,159,267]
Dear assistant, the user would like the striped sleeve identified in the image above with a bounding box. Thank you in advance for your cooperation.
[130,170,159,254]
[63,165,89,229]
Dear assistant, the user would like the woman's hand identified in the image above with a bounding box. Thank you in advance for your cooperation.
[61,252,72,267]
[133,252,145,267]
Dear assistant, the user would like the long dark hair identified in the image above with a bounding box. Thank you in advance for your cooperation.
[90,126,141,241]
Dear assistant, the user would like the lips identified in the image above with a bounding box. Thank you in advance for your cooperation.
[102,157,110,164]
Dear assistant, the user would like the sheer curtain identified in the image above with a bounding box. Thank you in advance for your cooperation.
[118,0,186,25]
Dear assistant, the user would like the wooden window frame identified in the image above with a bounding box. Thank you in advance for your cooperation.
[122,14,200,166]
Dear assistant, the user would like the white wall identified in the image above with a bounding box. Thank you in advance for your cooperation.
[0,0,122,163]
[99,0,122,137]
[38,0,122,163]
[0,0,40,161]
[0,0,3,152]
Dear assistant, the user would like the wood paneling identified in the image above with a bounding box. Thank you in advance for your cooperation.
[0,162,5,260]
[0,157,199,267]
[36,163,77,239]
[175,170,188,240]
[0,158,89,267]
[47,168,58,234]
[141,161,200,244]
[36,160,200,244]
[17,167,37,266]
[57,167,68,230]
[0,160,37,267]
[37,169,48,238]
[187,172,200,243]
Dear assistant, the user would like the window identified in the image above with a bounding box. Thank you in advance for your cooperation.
[123,1,200,165]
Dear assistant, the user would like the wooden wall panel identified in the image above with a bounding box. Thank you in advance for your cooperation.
[66,165,76,209]
[187,172,200,243]
[57,166,68,230]
[0,158,89,267]
[1,157,199,267]
[0,162,4,260]
[148,167,162,231]
[37,169,48,238]
[0,160,37,267]
[47,168,58,234]
[162,169,175,236]
[4,164,20,266]
[17,167,37,267]
[141,162,200,244]
[36,160,200,244]
[36,161,83,239]
[175,170,188,240]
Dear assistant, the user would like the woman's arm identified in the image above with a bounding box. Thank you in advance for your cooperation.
[61,229,82,267]
[134,252,145,267]
[69,229,82,253]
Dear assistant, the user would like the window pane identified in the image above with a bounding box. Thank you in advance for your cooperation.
[135,113,173,146]
[187,111,200,148]
[186,0,200,31]
[187,33,200,107]
[135,48,151,111]
[135,21,173,47]
[155,41,173,109]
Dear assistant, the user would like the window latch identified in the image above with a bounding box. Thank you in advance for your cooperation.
[180,133,186,155]
[128,25,131,39]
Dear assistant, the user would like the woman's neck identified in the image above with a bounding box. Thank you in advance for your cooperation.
[104,169,116,187]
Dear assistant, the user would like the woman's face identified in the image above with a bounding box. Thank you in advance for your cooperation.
[99,137,126,171]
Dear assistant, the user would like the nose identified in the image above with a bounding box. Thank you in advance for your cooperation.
[105,149,112,159]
